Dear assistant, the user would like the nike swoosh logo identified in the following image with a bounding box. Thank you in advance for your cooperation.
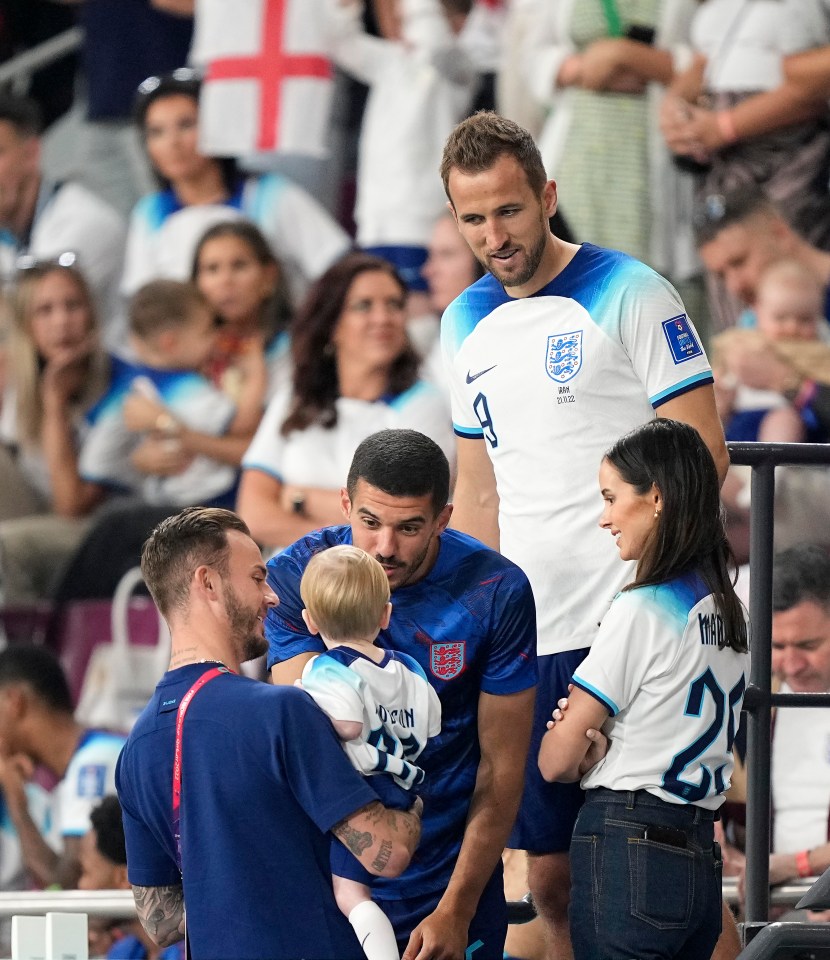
[466,365,497,383]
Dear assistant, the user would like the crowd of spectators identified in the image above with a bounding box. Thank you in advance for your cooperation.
[3,0,830,956]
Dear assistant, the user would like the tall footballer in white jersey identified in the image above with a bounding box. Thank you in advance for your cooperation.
[438,112,729,957]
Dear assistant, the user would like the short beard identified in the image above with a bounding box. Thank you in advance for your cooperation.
[224,585,267,662]
[486,215,549,289]
[386,533,434,590]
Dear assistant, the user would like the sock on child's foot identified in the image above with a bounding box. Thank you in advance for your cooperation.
[348,900,400,960]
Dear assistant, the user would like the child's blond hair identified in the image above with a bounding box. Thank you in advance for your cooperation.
[300,545,390,642]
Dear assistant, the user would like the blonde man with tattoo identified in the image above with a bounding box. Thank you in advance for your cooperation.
[115,507,422,960]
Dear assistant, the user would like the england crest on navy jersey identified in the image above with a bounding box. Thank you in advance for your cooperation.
[430,641,466,680]
[546,331,582,383]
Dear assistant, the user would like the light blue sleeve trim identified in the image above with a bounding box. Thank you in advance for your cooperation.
[304,655,363,695]
[388,380,430,410]
[246,174,287,226]
[442,294,481,359]
[572,674,619,717]
[239,462,284,483]
[134,193,167,232]
[453,423,484,439]
[650,371,714,407]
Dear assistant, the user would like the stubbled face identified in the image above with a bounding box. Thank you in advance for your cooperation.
[342,480,451,590]
[28,269,93,361]
[755,283,820,342]
[221,531,278,662]
[422,215,479,313]
[331,271,409,370]
[448,153,556,295]
[772,600,830,693]
[143,94,215,185]
[598,459,659,562]
[0,121,38,227]
[195,234,277,329]
[698,221,785,307]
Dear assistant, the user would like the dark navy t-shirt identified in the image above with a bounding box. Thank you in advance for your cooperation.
[82,0,193,120]
[117,667,377,960]
[266,526,538,898]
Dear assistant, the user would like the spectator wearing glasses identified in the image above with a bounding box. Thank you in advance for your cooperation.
[0,95,127,330]
[695,184,830,328]
[122,70,350,313]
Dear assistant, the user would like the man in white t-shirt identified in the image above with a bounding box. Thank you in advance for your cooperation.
[0,645,125,891]
[0,95,126,325]
[439,111,728,958]
[730,543,830,892]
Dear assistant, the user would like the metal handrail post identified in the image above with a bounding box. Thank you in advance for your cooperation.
[727,441,830,925]
[0,28,83,87]
[744,457,775,923]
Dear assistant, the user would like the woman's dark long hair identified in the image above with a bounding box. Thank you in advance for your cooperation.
[605,418,748,653]
[191,220,292,340]
[134,72,240,195]
[281,252,419,436]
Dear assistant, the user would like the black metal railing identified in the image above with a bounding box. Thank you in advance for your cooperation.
[728,442,830,925]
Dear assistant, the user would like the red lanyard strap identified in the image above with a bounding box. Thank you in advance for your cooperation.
[172,666,229,871]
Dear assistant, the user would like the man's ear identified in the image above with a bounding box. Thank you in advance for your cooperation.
[543,179,558,219]
[195,563,218,600]
[340,487,351,520]
[436,503,453,535]
[447,199,459,225]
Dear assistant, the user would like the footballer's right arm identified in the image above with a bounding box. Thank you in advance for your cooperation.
[449,436,500,550]
[332,798,423,878]
[132,883,185,948]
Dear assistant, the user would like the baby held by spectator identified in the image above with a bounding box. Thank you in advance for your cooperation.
[299,545,441,960]
[713,258,830,444]
[79,280,263,507]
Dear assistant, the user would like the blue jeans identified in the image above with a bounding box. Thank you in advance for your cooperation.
[570,789,723,960]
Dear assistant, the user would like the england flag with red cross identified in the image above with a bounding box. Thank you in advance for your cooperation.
[196,0,334,158]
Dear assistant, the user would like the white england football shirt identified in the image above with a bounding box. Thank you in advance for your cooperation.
[302,646,442,790]
[442,243,714,656]
[574,572,750,810]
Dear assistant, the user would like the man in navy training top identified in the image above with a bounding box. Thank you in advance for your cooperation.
[266,427,538,960]
[116,507,423,960]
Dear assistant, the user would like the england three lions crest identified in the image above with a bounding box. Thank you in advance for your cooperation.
[430,641,466,680]
[546,331,583,383]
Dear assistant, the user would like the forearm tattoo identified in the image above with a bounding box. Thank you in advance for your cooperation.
[132,884,185,947]
[372,839,393,873]
[332,820,373,857]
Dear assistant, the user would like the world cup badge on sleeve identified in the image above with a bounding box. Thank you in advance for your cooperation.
[545,331,583,383]
[430,641,466,680]
[662,314,703,364]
